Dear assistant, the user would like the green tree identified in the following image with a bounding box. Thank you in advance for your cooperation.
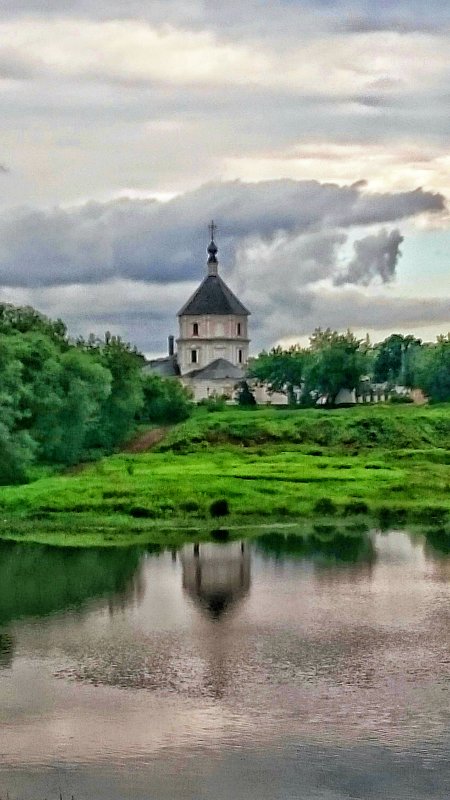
[236,380,257,407]
[373,333,421,385]
[0,303,67,344]
[305,328,367,405]
[248,346,308,404]
[84,334,145,449]
[139,373,193,424]
[413,335,450,402]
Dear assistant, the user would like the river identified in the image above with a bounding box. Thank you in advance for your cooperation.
[1,529,450,799]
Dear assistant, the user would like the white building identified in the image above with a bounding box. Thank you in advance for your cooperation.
[145,225,252,401]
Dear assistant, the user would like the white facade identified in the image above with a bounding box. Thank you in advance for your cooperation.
[177,313,250,376]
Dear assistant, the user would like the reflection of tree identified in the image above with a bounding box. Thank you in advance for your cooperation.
[0,540,143,626]
[180,541,250,620]
[255,530,376,567]
[425,528,450,556]
[0,632,14,668]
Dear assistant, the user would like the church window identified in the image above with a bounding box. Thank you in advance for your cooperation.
[191,350,198,364]
[193,322,199,336]
[237,322,241,336]
[238,349,243,364]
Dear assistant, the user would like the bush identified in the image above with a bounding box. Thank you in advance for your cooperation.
[389,395,413,404]
[139,374,192,424]
[203,395,227,413]
[210,498,230,517]
[236,381,257,407]
[313,497,337,515]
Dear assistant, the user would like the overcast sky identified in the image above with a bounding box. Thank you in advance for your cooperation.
[0,0,449,355]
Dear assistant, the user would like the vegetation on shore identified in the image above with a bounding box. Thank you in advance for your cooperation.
[0,303,192,485]
[0,404,448,547]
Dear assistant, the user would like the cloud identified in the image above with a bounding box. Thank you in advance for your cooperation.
[225,142,450,198]
[0,164,9,173]
[2,278,448,357]
[334,229,404,286]
[0,180,444,288]
[0,18,447,96]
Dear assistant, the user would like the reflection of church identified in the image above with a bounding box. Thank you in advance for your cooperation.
[180,541,251,619]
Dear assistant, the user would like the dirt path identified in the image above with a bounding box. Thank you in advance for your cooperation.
[124,426,170,453]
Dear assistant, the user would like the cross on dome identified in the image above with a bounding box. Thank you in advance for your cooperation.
[207,219,218,268]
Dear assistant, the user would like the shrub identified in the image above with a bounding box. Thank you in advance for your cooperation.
[313,497,337,515]
[209,498,230,517]
[236,381,257,407]
[199,395,227,413]
[389,395,413,404]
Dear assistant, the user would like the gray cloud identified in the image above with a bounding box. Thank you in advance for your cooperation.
[0,164,9,173]
[2,277,449,357]
[0,180,444,287]
[334,229,404,286]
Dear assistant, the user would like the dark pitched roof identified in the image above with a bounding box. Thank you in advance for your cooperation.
[142,355,180,378]
[178,275,250,317]
[184,358,245,381]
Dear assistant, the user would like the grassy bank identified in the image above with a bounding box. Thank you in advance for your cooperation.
[0,404,448,547]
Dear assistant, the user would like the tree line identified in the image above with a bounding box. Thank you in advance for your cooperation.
[0,304,192,484]
[248,329,450,406]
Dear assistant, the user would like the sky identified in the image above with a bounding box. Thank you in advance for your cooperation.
[0,0,449,356]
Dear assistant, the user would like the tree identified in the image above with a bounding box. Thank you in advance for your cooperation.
[304,328,367,405]
[236,380,257,407]
[0,303,67,344]
[373,333,421,385]
[413,335,450,402]
[139,373,193,424]
[248,346,308,404]
[81,334,145,449]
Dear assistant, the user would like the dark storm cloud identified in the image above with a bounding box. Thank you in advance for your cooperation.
[334,229,404,286]
[0,180,444,288]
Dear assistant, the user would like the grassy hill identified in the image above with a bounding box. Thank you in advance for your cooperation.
[0,404,448,547]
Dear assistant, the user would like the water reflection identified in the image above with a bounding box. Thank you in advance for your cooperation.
[1,530,450,799]
[0,540,143,625]
[255,528,376,567]
[180,540,250,619]
[0,632,14,668]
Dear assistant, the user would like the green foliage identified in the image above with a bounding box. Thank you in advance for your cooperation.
[248,345,307,403]
[304,328,367,404]
[0,302,67,343]
[236,380,257,407]
[0,405,448,548]
[413,335,450,402]
[0,304,196,483]
[81,334,145,450]
[249,330,367,405]
[139,373,192,424]
[373,333,421,385]
[198,394,227,412]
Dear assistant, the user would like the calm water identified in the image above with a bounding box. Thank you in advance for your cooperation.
[1,529,450,799]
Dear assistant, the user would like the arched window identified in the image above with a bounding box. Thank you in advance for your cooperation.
[238,349,243,364]
[193,322,199,336]
[191,350,198,364]
[237,322,241,336]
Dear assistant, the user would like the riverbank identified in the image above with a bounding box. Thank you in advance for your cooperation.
[0,404,448,547]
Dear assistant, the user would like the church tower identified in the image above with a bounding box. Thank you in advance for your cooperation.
[176,223,250,379]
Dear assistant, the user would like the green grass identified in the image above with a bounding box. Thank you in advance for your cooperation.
[0,404,448,547]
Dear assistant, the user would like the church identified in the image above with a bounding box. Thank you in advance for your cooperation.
[145,223,252,402]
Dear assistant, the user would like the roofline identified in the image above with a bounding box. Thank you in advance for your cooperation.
[177,311,251,317]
